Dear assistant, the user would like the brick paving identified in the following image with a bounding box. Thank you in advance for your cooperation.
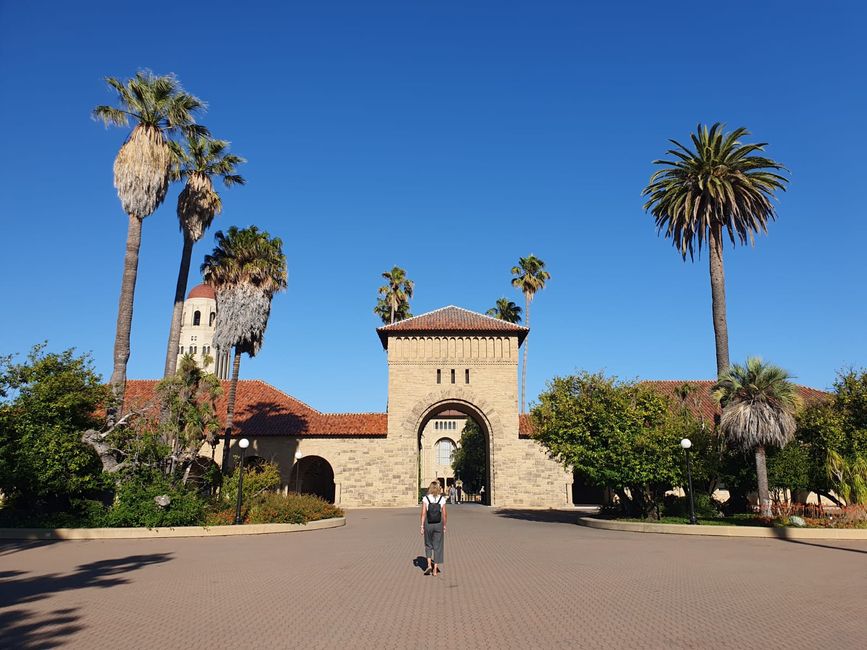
[1,506,865,649]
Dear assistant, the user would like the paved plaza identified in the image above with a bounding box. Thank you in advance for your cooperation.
[1,506,865,649]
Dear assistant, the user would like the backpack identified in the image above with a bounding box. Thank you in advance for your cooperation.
[426,495,443,524]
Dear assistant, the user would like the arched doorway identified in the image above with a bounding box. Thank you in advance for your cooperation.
[417,402,491,505]
[289,455,336,504]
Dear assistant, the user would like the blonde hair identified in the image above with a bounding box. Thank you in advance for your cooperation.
[428,481,442,497]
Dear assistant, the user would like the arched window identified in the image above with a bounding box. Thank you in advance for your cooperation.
[209,312,216,327]
[436,439,456,465]
[193,311,201,326]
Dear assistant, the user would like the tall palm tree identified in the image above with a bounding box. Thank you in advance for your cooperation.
[163,134,245,378]
[377,266,414,325]
[93,70,206,407]
[374,295,411,325]
[201,226,287,471]
[486,298,522,324]
[642,123,788,377]
[511,255,550,413]
[714,357,799,517]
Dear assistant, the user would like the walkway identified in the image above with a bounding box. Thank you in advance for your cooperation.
[1,506,865,648]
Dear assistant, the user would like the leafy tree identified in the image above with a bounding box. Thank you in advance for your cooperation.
[486,298,522,324]
[0,346,110,509]
[532,372,692,519]
[201,226,287,471]
[376,266,414,325]
[163,134,245,377]
[511,255,550,413]
[93,71,206,405]
[156,355,222,475]
[642,124,788,376]
[714,357,799,516]
[451,419,487,494]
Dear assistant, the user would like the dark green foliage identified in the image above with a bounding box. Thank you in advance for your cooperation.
[0,498,108,528]
[0,345,111,508]
[103,471,206,528]
[662,493,723,519]
[532,372,702,519]
[219,460,282,505]
[767,442,810,494]
[451,419,487,493]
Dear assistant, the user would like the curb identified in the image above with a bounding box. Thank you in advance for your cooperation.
[578,517,867,540]
[0,517,346,540]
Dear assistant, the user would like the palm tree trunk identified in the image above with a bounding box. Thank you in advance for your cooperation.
[708,226,730,376]
[221,347,242,474]
[163,234,195,378]
[755,444,771,517]
[109,214,143,411]
[521,295,531,413]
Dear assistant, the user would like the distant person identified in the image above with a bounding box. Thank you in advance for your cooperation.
[480,485,485,504]
[455,480,463,503]
[420,481,447,576]
[449,484,457,504]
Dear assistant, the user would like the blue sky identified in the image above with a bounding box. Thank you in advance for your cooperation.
[1,1,865,412]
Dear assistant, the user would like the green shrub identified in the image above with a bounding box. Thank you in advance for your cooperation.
[662,493,723,519]
[104,472,205,528]
[205,492,343,526]
[219,460,282,505]
[0,498,108,528]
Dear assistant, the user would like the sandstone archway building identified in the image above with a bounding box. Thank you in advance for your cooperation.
[128,305,573,507]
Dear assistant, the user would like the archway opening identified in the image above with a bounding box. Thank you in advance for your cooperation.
[418,404,491,505]
[289,455,336,504]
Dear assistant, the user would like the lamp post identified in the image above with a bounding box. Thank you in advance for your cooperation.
[680,438,697,525]
[294,450,303,493]
[234,438,250,525]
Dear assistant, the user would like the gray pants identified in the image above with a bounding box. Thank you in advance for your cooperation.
[424,521,444,565]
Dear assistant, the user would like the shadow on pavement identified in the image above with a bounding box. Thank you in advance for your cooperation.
[0,607,84,649]
[495,509,580,524]
[769,529,867,555]
[0,541,59,558]
[412,556,428,572]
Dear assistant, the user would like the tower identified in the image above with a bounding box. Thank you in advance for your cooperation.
[178,283,230,379]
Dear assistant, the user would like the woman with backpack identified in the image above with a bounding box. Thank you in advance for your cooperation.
[420,481,447,576]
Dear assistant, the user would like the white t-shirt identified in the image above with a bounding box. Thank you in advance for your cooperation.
[423,495,446,509]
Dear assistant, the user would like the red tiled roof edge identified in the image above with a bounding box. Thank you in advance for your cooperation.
[376,306,529,348]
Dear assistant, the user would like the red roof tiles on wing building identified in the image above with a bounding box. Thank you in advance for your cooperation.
[123,380,387,438]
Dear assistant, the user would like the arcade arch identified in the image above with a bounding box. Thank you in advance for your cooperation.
[289,455,336,504]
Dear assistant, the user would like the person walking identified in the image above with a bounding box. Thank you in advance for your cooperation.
[448,484,457,504]
[420,481,447,576]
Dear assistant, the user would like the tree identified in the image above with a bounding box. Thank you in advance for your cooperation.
[451,419,487,494]
[201,226,287,471]
[374,295,411,325]
[486,298,522,324]
[714,357,799,517]
[0,345,110,509]
[511,255,550,413]
[163,134,245,377]
[376,266,414,325]
[532,372,692,519]
[642,124,788,377]
[93,71,206,406]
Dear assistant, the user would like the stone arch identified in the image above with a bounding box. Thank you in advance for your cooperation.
[401,387,504,505]
[289,455,336,503]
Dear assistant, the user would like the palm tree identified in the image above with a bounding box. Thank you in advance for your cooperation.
[642,123,788,377]
[374,295,411,325]
[511,255,550,413]
[714,357,799,517]
[486,298,522,324]
[93,70,206,407]
[201,226,287,472]
[377,266,414,325]
[163,134,245,378]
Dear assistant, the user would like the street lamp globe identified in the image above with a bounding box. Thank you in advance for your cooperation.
[680,438,692,449]
[295,450,303,460]
[239,438,250,449]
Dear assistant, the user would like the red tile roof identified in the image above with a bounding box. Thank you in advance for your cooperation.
[186,283,216,300]
[123,380,387,438]
[377,306,529,348]
[518,380,829,438]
